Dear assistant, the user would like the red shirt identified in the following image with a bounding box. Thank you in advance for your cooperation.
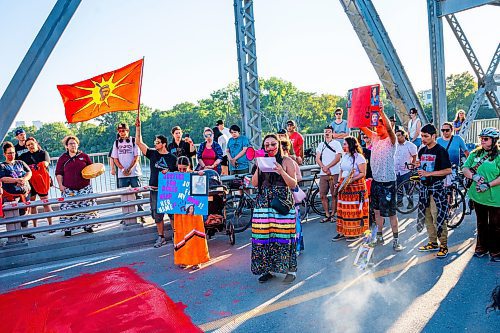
[201,146,217,167]
[55,152,92,190]
[289,131,304,157]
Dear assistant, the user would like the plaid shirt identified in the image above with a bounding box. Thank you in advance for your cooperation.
[417,179,449,237]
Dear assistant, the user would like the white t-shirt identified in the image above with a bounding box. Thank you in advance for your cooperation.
[218,134,228,156]
[340,153,366,178]
[395,140,418,176]
[371,135,396,182]
[316,140,343,175]
[221,127,231,139]
[408,118,421,140]
[111,138,142,178]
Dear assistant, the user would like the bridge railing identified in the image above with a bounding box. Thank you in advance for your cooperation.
[43,118,497,198]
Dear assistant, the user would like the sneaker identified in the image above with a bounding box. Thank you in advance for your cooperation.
[192,264,201,270]
[330,215,337,223]
[258,272,274,283]
[24,234,36,240]
[374,235,384,246]
[332,234,345,242]
[436,246,448,258]
[418,242,439,252]
[178,264,187,269]
[154,236,167,248]
[473,250,488,258]
[84,227,94,233]
[64,231,72,238]
[346,236,360,242]
[139,216,146,223]
[320,216,331,223]
[393,239,403,251]
[283,273,296,284]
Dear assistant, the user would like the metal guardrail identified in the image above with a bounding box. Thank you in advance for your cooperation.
[1,187,152,246]
[1,165,322,248]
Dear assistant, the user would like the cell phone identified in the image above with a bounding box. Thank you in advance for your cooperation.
[184,134,190,138]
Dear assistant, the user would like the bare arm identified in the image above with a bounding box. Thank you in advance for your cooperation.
[360,127,376,138]
[135,116,149,155]
[351,163,366,182]
[276,157,298,189]
[380,106,396,144]
[56,174,65,192]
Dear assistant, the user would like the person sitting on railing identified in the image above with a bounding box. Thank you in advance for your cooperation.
[196,127,223,174]
[0,141,35,240]
[20,137,54,230]
[55,136,98,238]
[135,116,178,248]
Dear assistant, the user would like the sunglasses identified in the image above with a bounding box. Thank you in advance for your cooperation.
[264,142,278,148]
[335,113,342,116]
[118,129,128,133]
[480,137,491,142]
[154,141,162,145]
[204,133,213,138]
[440,129,451,132]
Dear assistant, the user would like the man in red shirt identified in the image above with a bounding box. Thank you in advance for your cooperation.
[287,120,304,165]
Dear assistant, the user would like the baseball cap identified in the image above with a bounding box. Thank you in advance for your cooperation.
[15,128,25,136]
[117,123,129,130]
[277,129,287,135]
[286,120,296,126]
[216,120,224,126]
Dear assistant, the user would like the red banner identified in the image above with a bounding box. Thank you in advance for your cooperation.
[347,84,381,128]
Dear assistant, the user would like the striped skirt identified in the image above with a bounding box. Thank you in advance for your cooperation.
[251,187,297,275]
[337,178,369,237]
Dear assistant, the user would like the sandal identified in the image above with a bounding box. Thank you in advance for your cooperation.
[320,216,331,223]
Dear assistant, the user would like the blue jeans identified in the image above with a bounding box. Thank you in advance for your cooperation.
[118,176,144,211]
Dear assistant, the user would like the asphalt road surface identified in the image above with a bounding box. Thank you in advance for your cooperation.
[1,212,498,332]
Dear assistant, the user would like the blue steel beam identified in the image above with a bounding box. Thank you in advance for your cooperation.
[339,0,428,125]
[233,0,262,147]
[438,0,499,17]
[0,0,81,141]
[427,0,448,129]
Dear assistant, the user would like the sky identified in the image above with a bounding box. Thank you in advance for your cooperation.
[0,0,498,125]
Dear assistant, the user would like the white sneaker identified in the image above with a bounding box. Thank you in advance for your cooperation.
[393,238,403,252]
[154,236,167,248]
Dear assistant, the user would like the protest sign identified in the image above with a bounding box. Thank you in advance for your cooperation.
[157,172,208,215]
[346,84,381,128]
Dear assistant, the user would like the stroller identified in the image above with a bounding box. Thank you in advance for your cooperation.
[203,170,235,245]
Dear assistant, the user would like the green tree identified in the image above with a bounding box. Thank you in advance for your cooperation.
[36,122,74,156]
[446,72,477,120]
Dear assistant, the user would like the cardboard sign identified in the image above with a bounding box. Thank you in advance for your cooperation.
[157,172,208,215]
[347,84,381,128]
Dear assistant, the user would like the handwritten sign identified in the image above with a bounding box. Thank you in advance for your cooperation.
[157,172,208,215]
[347,84,381,128]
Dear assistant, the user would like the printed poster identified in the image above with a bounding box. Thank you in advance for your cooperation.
[346,84,381,128]
[157,172,208,215]
[419,154,436,173]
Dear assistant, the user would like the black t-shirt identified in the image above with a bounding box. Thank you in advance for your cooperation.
[15,143,29,160]
[167,140,196,159]
[362,148,373,179]
[145,149,177,187]
[20,150,50,167]
[418,144,451,186]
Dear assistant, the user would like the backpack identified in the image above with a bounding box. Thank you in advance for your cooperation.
[115,137,136,149]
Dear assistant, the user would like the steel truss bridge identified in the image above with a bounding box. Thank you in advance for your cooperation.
[0,0,499,146]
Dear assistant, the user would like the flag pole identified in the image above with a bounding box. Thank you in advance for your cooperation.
[136,57,145,119]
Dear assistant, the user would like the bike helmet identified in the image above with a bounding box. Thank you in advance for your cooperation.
[478,127,499,139]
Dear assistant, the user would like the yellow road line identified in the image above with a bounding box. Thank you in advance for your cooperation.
[199,238,474,332]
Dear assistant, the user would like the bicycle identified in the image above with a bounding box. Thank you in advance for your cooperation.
[303,141,320,165]
[227,174,257,233]
[296,168,328,220]
[395,163,466,228]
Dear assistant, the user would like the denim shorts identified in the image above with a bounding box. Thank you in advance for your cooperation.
[371,180,397,217]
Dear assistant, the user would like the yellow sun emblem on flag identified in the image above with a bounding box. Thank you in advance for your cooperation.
[73,72,134,115]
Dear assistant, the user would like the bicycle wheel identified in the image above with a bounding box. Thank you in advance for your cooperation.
[232,196,254,233]
[298,199,309,221]
[447,186,466,229]
[311,188,328,217]
[396,179,420,214]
